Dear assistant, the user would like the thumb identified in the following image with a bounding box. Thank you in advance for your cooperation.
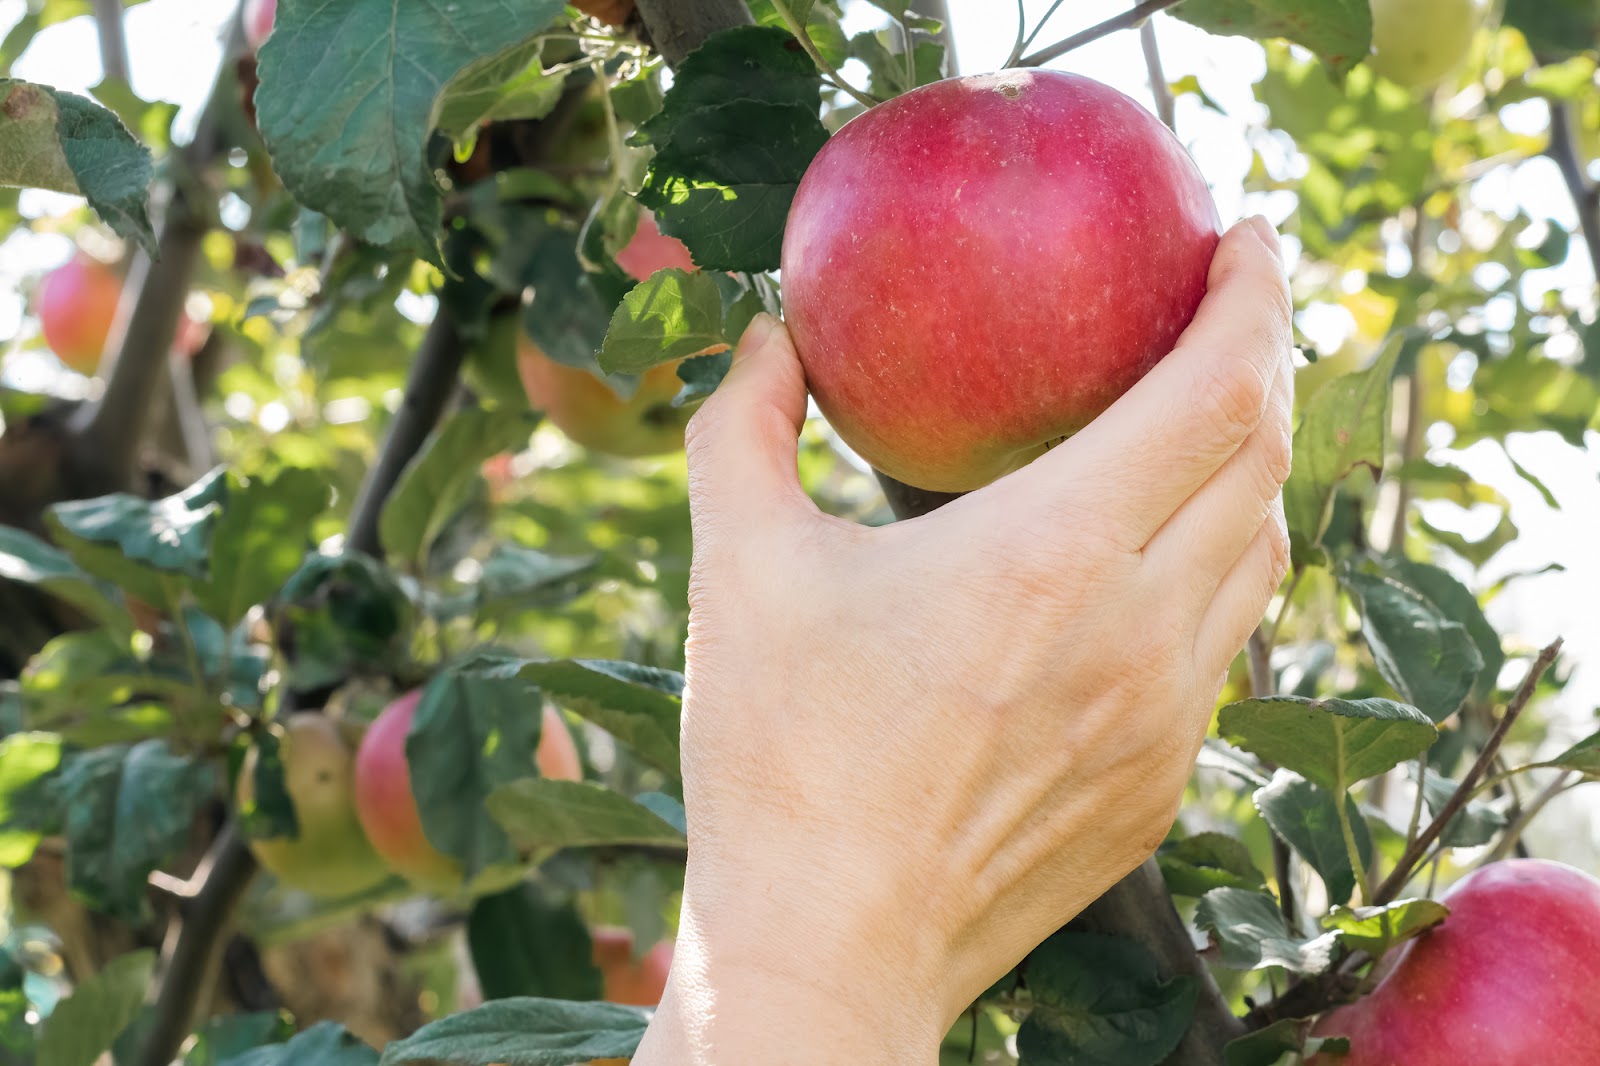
[685,313,814,541]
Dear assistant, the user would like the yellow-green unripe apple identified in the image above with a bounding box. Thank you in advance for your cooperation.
[1368,0,1488,88]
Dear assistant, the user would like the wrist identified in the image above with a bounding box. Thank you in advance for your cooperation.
[632,884,945,1065]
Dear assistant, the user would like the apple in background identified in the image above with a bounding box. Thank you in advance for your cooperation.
[517,336,693,458]
[1309,859,1600,1064]
[236,713,391,899]
[1367,0,1488,88]
[35,255,122,373]
[353,692,582,891]
[592,925,674,1006]
[244,0,276,52]
[781,69,1222,493]
[614,210,697,283]
[573,0,635,28]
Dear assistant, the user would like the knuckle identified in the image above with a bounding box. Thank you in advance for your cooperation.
[1203,358,1269,445]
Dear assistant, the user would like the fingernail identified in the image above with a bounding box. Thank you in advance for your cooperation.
[1248,214,1281,260]
[732,312,778,365]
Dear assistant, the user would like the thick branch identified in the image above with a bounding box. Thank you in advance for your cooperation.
[1547,101,1600,285]
[346,313,467,558]
[1020,0,1185,68]
[1373,638,1564,905]
[632,0,752,68]
[137,825,258,1066]
[92,0,130,84]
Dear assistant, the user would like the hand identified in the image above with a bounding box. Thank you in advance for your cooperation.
[635,216,1294,1064]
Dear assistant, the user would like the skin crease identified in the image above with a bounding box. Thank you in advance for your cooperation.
[1308,859,1600,1064]
[353,693,581,890]
[631,218,1294,1064]
[782,70,1222,494]
[35,256,122,373]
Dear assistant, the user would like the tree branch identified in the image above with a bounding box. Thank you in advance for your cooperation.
[1372,638,1564,905]
[632,0,752,68]
[1140,19,1175,130]
[137,824,258,1066]
[345,313,467,558]
[1547,100,1600,285]
[1020,0,1186,68]
[92,0,130,84]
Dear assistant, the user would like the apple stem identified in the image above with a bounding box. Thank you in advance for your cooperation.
[1018,0,1187,69]
[1372,638,1565,906]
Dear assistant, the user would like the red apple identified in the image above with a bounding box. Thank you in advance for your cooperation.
[615,210,697,283]
[244,0,276,52]
[518,335,693,458]
[573,0,634,28]
[354,692,582,891]
[1309,859,1600,1064]
[592,925,674,1006]
[781,69,1222,493]
[35,255,122,373]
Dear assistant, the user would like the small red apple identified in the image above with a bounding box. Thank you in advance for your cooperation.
[353,692,582,891]
[35,255,122,373]
[614,210,697,283]
[781,69,1222,493]
[1309,859,1600,1064]
[592,925,674,1006]
[244,0,276,52]
[573,0,635,27]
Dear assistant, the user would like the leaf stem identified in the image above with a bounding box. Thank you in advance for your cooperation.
[1333,730,1370,905]
[1018,0,1186,68]
[1373,638,1564,905]
[769,0,880,109]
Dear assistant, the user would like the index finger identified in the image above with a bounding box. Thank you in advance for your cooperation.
[984,215,1293,551]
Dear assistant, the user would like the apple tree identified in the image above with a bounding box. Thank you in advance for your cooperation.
[0,0,1596,1064]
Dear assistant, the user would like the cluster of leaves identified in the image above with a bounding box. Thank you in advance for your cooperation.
[0,0,1596,1065]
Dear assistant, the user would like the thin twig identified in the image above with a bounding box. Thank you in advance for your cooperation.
[1014,0,1072,62]
[1140,20,1175,130]
[1019,0,1186,68]
[769,0,879,109]
[1547,100,1600,284]
[92,0,130,84]
[1482,770,1579,864]
[1005,0,1028,67]
[1405,749,1429,849]
[1373,638,1564,905]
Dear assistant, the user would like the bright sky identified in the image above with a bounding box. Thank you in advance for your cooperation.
[2,0,1597,840]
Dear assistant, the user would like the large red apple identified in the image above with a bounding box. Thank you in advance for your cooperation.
[35,255,122,373]
[244,0,276,52]
[1309,859,1600,1064]
[353,691,582,891]
[781,69,1222,493]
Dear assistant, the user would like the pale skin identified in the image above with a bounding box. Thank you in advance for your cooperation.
[634,216,1294,1064]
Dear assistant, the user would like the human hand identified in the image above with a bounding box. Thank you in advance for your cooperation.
[634,216,1293,1064]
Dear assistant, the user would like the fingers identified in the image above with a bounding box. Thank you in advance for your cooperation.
[989,216,1292,552]
[1141,338,1292,600]
[684,314,816,549]
[1194,496,1290,677]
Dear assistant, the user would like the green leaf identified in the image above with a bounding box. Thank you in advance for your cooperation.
[238,728,298,842]
[848,31,944,98]
[1550,731,1600,777]
[377,999,648,1065]
[487,779,688,853]
[183,1012,293,1066]
[47,469,227,592]
[1193,889,1339,973]
[0,79,154,252]
[1218,696,1437,794]
[37,949,155,1066]
[1171,1,1373,78]
[1282,340,1401,565]
[634,27,826,273]
[1342,570,1483,723]
[59,741,215,920]
[436,40,567,144]
[432,545,598,623]
[0,526,135,634]
[1376,558,1503,700]
[273,552,417,692]
[1322,898,1449,956]
[1157,832,1267,897]
[0,731,63,867]
[1226,1020,1349,1066]
[1504,0,1600,60]
[194,469,329,628]
[1254,770,1373,906]
[748,0,850,69]
[597,269,732,376]
[218,1022,376,1066]
[1416,767,1507,848]
[514,218,619,374]
[467,885,604,1002]
[0,947,33,1065]
[475,659,683,777]
[408,666,542,878]
[379,409,538,568]
[673,351,732,407]
[254,0,568,259]
[1015,931,1196,1066]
